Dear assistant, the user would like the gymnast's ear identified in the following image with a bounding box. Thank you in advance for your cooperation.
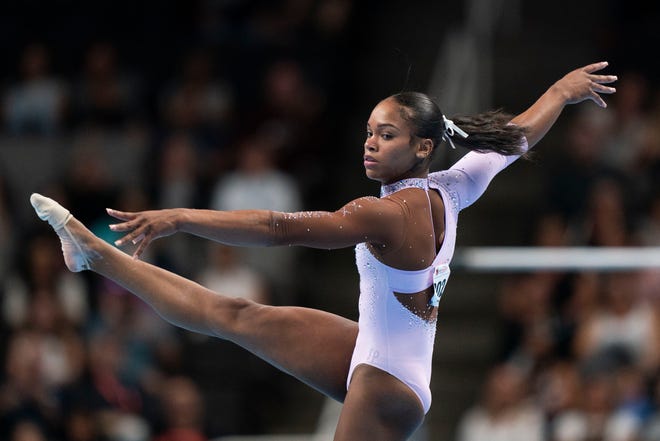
[416,138,433,160]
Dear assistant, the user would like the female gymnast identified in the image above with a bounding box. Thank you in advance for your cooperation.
[31,61,616,440]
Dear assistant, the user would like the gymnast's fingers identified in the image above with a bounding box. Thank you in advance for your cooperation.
[591,74,618,85]
[133,234,152,259]
[592,81,616,95]
[109,218,140,232]
[582,61,609,74]
[114,227,147,247]
[589,90,607,108]
[106,208,137,221]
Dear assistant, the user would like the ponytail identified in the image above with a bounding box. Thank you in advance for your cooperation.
[450,110,528,156]
[389,92,528,158]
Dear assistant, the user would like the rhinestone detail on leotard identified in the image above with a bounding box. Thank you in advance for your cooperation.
[380,178,429,197]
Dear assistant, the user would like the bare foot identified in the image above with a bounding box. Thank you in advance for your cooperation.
[30,193,101,272]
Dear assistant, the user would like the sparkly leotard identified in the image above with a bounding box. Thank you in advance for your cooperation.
[347,141,529,413]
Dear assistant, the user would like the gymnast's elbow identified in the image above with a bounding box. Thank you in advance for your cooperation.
[266,211,292,247]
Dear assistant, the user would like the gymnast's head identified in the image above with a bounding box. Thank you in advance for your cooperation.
[364,91,528,183]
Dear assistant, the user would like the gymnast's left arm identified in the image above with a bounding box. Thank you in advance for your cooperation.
[510,61,616,148]
[442,61,616,211]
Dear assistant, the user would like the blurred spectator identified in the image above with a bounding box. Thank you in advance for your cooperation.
[535,361,583,429]
[314,0,353,39]
[59,329,151,441]
[210,132,303,303]
[551,372,615,441]
[86,278,182,394]
[544,106,615,222]
[259,59,326,165]
[600,70,650,175]
[0,331,60,440]
[240,58,330,198]
[574,273,660,375]
[261,59,324,126]
[246,1,315,50]
[23,289,86,391]
[456,363,544,441]
[62,407,99,441]
[195,243,270,305]
[533,212,571,248]
[567,369,648,441]
[612,364,653,426]
[159,48,234,143]
[153,376,208,441]
[554,272,602,359]
[154,133,202,210]
[2,233,89,330]
[578,178,632,247]
[210,132,302,213]
[71,41,143,127]
[68,122,150,191]
[497,273,556,366]
[9,420,48,441]
[2,43,69,135]
[2,244,89,429]
[62,139,120,228]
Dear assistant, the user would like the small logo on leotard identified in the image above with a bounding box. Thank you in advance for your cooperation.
[367,348,380,362]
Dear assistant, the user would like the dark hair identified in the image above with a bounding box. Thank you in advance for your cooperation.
[389,92,528,157]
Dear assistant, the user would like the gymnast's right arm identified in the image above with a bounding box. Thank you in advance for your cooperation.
[108,195,407,259]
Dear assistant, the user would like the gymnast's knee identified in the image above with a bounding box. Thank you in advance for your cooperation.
[205,295,262,339]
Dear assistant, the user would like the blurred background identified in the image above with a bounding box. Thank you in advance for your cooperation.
[0,0,659,440]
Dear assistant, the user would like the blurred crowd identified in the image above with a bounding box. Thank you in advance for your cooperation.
[456,71,660,441]
[0,1,354,440]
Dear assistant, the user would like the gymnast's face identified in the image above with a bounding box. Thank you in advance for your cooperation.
[364,98,431,184]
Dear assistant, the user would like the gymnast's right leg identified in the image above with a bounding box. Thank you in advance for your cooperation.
[30,193,358,402]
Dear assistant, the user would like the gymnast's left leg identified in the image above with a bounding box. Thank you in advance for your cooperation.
[30,193,358,402]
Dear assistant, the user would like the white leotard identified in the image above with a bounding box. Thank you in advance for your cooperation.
[347,140,529,413]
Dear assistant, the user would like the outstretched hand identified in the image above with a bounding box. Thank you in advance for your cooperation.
[555,61,617,108]
[107,208,181,259]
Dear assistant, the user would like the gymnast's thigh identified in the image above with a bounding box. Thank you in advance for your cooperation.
[335,364,425,441]
[224,301,359,402]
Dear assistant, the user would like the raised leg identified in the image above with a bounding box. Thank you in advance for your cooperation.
[30,194,358,401]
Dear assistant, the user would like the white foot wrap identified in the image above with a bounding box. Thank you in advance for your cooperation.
[30,193,91,272]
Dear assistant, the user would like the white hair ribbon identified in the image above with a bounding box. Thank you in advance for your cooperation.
[442,115,469,149]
